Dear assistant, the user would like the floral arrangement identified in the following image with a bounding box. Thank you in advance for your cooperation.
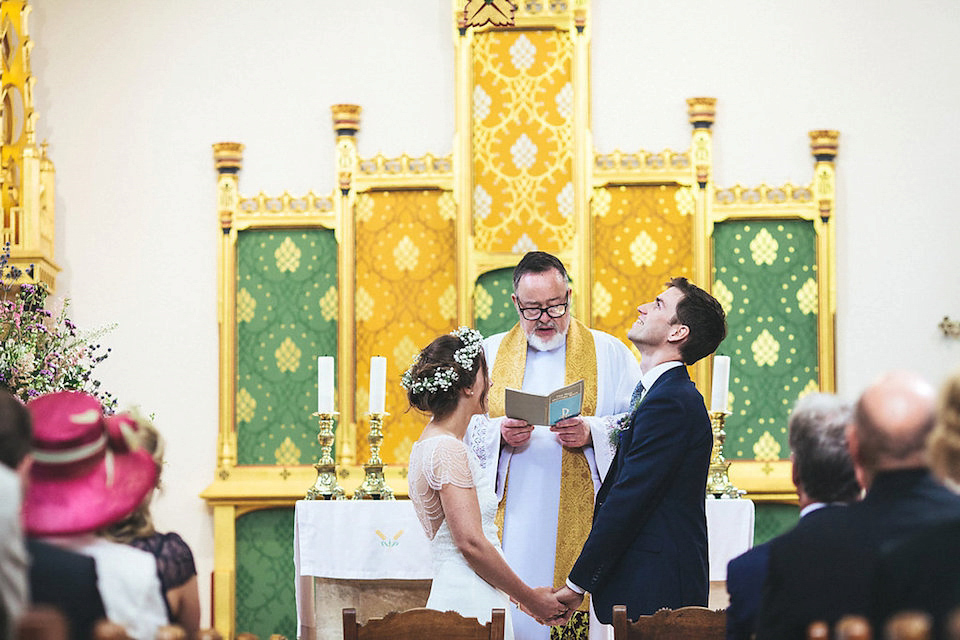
[0,242,117,410]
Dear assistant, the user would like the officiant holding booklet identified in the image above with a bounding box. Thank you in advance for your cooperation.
[466,252,642,640]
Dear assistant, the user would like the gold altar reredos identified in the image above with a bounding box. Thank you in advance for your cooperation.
[202,1,838,636]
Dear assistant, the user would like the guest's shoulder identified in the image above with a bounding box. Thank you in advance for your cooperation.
[729,540,771,575]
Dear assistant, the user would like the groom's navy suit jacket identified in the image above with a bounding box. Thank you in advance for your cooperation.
[569,365,712,623]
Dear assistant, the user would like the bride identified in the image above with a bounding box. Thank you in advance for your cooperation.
[405,327,567,638]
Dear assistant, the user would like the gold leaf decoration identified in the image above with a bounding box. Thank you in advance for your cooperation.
[275,337,301,373]
[592,280,612,318]
[751,328,780,367]
[797,277,818,315]
[236,388,256,423]
[474,283,493,321]
[319,285,338,322]
[463,0,517,28]
[356,193,374,223]
[591,187,611,218]
[237,288,256,323]
[393,235,419,271]
[675,187,695,217]
[439,284,458,320]
[749,228,778,266]
[629,231,658,267]
[355,286,374,323]
[797,378,820,400]
[394,335,420,374]
[712,279,734,315]
[274,435,301,466]
[753,430,782,461]
[275,236,301,273]
[512,233,538,254]
[438,191,457,221]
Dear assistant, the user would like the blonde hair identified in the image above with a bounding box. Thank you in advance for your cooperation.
[101,410,165,543]
[928,369,960,485]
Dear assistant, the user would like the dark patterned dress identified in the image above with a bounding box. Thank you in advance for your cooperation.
[130,532,197,619]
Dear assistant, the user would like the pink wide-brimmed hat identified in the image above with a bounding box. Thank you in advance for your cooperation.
[23,391,158,536]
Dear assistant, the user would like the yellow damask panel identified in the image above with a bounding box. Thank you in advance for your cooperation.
[355,189,458,464]
[592,184,695,375]
[472,29,574,253]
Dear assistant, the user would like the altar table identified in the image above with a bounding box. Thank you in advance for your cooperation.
[294,498,754,640]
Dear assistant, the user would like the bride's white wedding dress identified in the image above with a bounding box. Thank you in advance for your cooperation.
[408,433,515,639]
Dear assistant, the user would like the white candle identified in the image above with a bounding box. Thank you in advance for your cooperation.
[317,356,335,414]
[368,356,387,414]
[710,355,730,413]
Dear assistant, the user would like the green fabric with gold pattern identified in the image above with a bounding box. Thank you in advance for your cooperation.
[236,508,296,639]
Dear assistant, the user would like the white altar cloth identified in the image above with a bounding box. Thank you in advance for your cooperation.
[294,497,754,638]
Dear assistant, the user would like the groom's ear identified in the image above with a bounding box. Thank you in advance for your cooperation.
[667,324,689,343]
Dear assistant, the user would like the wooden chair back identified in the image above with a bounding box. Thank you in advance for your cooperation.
[835,615,871,640]
[92,620,130,640]
[806,620,830,640]
[196,629,223,640]
[885,611,932,640]
[611,605,725,640]
[15,606,67,640]
[342,607,505,640]
[154,625,188,640]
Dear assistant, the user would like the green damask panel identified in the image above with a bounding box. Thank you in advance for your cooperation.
[236,229,338,465]
[474,268,516,338]
[236,508,296,639]
[754,503,799,546]
[712,220,819,462]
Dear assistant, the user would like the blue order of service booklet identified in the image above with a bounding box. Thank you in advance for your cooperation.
[504,379,584,426]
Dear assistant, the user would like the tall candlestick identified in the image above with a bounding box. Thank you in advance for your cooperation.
[317,356,335,414]
[711,355,730,413]
[368,356,387,414]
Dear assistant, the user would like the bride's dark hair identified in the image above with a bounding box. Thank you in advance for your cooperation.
[406,333,488,421]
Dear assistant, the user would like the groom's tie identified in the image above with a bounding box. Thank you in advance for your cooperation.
[628,380,645,415]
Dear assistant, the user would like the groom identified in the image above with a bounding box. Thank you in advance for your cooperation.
[554,277,727,623]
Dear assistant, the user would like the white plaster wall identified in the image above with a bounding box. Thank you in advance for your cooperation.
[27,0,960,627]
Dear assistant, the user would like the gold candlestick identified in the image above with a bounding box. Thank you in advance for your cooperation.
[706,411,745,499]
[305,412,346,500]
[352,412,395,500]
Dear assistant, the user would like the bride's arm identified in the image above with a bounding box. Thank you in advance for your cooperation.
[439,484,565,622]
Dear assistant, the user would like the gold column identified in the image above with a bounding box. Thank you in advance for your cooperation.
[810,130,839,392]
[687,97,717,391]
[573,6,592,321]
[453,8,474,324]
[332,104,360,465]
[211,504,237,639]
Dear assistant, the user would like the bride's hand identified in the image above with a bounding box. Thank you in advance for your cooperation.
[520,586,567,624]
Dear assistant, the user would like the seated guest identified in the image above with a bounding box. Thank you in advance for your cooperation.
[0,389,107,640]
[726,393,859,640]
[872,368,960,639]
[755,371,960,640]
[23,391,169,640]
[101,417,200,639]
[1,462,27,639]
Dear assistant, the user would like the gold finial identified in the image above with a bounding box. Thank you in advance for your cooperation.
[809,130,839,161]
[687,97,717,128]
[331,104,362,137]
[212,142,244,173]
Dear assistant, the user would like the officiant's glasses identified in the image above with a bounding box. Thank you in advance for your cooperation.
[517,294,569,321]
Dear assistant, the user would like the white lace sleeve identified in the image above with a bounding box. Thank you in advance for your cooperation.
[407,436,476,540]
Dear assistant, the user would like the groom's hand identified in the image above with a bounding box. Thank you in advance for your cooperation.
[550,417,591,448]
[552,586,584,624]
[501,418,534,447]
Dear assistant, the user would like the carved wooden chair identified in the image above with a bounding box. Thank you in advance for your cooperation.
[342,607,505,640]
[15,606,67,640]
[92,620,129,640]
[611,604,725,640]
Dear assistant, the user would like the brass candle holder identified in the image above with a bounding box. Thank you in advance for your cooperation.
[707,411,745,499]
[305,412,346,500]
[352,412,395,500]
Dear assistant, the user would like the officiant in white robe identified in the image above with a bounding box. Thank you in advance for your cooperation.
[466,252,641,640]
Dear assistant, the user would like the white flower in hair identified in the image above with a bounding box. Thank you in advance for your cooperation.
[401,326,484,395]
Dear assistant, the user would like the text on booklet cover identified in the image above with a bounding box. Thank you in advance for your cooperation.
[504,379,585,426]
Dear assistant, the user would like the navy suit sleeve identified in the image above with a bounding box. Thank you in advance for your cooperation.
[569,385,704,592]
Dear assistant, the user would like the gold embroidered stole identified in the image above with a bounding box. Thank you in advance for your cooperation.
[490,319,597,609]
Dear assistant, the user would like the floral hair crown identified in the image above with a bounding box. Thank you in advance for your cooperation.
[401,327,484,395]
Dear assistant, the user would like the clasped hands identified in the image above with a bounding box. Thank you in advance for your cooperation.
[514,586,585,626]
[501,417,591,449]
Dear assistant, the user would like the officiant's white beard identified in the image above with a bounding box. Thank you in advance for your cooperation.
[526,324,568,352]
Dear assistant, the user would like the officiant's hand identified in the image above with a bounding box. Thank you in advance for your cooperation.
[550,417,591,448]
[501,418,534,447]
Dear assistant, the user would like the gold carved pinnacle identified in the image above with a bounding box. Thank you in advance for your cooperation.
[687,97,717,128]
[212,142,244,173]
[331,104,362,136]
[809,130,839,161]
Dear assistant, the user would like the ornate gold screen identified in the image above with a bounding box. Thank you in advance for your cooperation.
[202,2,838,636]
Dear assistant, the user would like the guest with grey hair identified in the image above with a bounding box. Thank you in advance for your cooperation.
[726,393,859,640]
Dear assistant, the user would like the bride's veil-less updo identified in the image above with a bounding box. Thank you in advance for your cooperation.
[405,333,488,421]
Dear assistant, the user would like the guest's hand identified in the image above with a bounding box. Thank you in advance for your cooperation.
[550,417,591,448]
[501,418,534,447]
[552,586,584,625]
[519,586,567,624]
